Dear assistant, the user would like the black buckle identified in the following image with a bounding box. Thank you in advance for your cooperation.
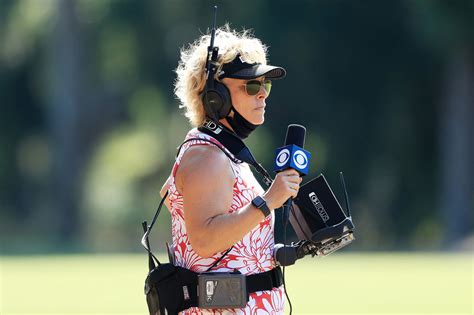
[271,266,283,287]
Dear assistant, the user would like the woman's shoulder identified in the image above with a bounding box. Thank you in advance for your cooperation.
[179,128,235,161]
[175,139,234,193]
[173,128,238,188]
[184,128,223,146]
[179,144,230,174]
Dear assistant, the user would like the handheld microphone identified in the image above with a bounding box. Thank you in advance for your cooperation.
[274,124,311,223]
[274,124,311,175]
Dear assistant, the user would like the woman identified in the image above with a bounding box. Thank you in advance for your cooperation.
[161,25,301,314]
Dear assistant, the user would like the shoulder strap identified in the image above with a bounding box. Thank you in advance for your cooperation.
[198,119,273,187]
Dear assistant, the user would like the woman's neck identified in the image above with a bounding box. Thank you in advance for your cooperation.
[219,118,234,132]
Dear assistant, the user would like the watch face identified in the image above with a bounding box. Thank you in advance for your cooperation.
[253,196,264,208]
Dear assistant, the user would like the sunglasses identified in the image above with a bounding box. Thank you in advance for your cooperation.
[244,79,272,96]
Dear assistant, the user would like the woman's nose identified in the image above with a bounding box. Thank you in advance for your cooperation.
[256,86,268,99]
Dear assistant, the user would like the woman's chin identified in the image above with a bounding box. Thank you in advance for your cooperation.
[246,112,265,125]
[253,116,265,125]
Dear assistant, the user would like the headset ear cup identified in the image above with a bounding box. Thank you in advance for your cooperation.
[213,81,232,119]
[202,81,232,120]
[202,89,223,121]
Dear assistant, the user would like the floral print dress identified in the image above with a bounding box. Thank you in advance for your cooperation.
[167,128,285,315]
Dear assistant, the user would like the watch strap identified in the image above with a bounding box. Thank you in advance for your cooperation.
[252,196,271,218]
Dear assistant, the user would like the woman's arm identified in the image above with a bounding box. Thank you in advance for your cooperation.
[176,145,301,258]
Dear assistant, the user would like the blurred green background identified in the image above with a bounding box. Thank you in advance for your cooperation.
[1,253,471,314]
[0,0,473,314]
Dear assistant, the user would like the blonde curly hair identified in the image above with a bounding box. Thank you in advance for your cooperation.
[174,24,269,127]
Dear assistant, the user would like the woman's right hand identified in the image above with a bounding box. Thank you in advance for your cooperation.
[263,169,302,210]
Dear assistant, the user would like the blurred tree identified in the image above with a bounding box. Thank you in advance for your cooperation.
[48,0,84,245]
[407,0,474,248]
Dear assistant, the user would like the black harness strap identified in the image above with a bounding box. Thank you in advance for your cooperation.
[148,265,283,312]
[247,267,283,292]
[197,120,273,187]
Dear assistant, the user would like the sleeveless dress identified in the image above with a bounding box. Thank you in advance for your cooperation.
[167,128,285,314]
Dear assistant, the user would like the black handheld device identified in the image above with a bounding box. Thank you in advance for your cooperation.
[290,173,355,255]
[273,173,355,266]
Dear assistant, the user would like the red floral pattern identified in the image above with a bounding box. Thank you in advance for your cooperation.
[168,129,285,314]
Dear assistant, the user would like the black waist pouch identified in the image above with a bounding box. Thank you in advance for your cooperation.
[145,263,199,315]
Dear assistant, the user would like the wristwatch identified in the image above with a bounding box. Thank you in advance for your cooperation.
[251,196,271,218]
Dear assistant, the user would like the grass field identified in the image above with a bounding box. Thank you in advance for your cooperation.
[1,253,472,314]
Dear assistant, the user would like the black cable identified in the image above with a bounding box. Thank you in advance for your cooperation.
[140,191,169,268]
[281,204,293,315]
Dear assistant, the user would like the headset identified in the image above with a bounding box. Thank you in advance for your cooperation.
[200,6,232,121]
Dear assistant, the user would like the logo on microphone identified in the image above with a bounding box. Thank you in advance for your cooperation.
[276,149,290,167]
[274,145,311,175]
[293,150,309,169]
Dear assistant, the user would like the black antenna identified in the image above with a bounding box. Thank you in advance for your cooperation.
[339,172,352,218]
[210,5,218,48]
[205,5,219,77]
